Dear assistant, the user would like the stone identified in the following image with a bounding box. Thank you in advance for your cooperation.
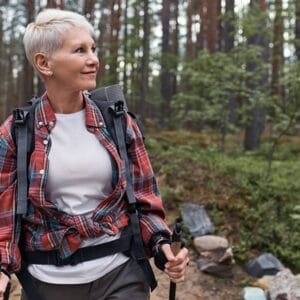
[246,253,284,278]
[197,259,233,278]
[193,235,229,252]
[181,203,215,237]
[243,287,266,300]
[268,269,298,300]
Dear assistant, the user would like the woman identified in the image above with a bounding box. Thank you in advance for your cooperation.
[0,9,189,300]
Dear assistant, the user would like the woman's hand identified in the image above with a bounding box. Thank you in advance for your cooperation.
[0,271,10,300]
[161,244,189,283]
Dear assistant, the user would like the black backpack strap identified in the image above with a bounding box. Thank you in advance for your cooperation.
[90,85,157,290]
[12,97,39,217]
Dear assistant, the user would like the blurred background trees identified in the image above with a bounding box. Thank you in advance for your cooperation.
[0,0,299,151]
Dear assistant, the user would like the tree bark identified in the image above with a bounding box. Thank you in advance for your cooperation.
[83,0,96,23]
[171,0,179,95]
[244,0,268,151]
[140,0,150,121]
[123,0,128,95]
[109,0,122,83]
[0,10,5,121]
[160,0,172,127]
[97,0,110,84]
[271,0,284,101]
[186,0,194,59]
[198,0,208,51]
[295,0,300,60]
[22,0,35,104]
[224,0,235,52]
[207,0,219,52]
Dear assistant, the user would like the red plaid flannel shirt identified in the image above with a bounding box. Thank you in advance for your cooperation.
[0,95,171,272]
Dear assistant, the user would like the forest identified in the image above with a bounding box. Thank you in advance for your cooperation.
[0,0,299,277]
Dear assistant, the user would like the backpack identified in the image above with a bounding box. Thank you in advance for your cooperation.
[12,84,156,299]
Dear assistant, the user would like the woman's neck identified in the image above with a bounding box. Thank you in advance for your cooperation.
[45,88,85,114]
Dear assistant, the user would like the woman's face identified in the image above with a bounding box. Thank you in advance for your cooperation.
[47,27,99,92]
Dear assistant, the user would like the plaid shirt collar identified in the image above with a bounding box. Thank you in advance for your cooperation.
[35,92,105,130]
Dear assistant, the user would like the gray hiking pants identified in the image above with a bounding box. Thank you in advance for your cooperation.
[21,259,150,300]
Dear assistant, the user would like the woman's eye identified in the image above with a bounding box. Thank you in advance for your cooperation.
[92,47,97,53]
[75,47,84,53]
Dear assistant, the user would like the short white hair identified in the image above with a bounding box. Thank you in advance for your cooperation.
[23,9,94,66]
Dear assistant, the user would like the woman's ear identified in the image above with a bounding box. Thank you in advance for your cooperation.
[34,53,53,77]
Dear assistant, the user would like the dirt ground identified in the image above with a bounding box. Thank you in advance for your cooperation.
[9,249,247,300]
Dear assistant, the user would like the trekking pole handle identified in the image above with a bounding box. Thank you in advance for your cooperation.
[170,223,182,256]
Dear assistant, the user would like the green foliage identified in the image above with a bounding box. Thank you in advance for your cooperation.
[147,130,300,272]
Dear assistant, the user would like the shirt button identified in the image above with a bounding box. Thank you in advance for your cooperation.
[43,140,48,145]
[39,169,45,175]
[99,122,104,126]
[38,121,44,126]
[49,121,54,127]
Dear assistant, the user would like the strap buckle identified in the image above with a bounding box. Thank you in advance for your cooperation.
[13,108,28,125]
[114,101,125,116]
[54,252,79,266]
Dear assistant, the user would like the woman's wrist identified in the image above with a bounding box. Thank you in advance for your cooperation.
[0,268,11,280]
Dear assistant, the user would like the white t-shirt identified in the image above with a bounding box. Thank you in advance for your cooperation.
[28,109,129,284]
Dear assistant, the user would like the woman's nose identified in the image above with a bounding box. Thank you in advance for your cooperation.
[87,51,99,66]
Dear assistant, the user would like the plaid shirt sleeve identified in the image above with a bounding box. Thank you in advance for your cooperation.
[0,116,21,272]
[126,114,171,250]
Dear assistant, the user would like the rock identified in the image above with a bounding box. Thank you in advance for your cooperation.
[197,259,233,278]
[218,247,234,263]
[193,235,229,252]
[290,276,300,299]
[268,269,300,300]
[246,253,284,278]
[181,203,215,237]
[243,287,266,300]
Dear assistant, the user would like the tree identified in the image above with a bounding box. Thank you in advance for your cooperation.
[224,0,235,52]
[83,0,96,23]
[21,0,35,104]
[207,0,220,52]
[140,0,150,120]
[271,0,284,101]
[243,0,269,151]
[47,0,64,8]
[108,0,122,83]
[295,0,300,60]
[160,0,172,126]
[186,0,194,59]
[97,0,110,85]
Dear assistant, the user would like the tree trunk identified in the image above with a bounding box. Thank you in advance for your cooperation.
[22,0,35,104]
[186,0,194,59]
[83,0,96,23]
[171,0,179,95]
[140,0,150,121]
[47,0,64,8]
[271,0,284,102]
[0,10,4,121]
[160,0,172,127]
[123,0,128,95]
[97,0,110,84]
[224,0,235,52]
[109,0,122,83]
[296,0,300,60]
[244,0,268,151]
[207,0,219,52]
[198,0,208,51]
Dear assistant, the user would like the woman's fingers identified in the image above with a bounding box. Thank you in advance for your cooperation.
[0,272,10,298]
[160,244,189,283]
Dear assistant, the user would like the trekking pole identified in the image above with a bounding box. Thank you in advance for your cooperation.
[169,223,182,300]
